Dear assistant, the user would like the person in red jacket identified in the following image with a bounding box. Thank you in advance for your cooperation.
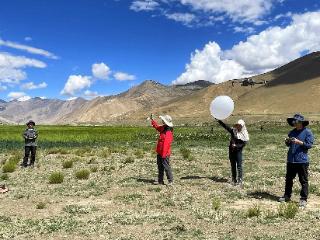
[150,114,174,185]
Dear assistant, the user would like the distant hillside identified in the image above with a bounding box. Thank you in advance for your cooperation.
[124,52,320,123]
[0,97,87,124]
[236,51,320,114]
[1,52,320,125]
[57,80,208,124]
[176,80,214,90]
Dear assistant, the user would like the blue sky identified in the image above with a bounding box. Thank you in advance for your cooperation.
[0,0,319,101]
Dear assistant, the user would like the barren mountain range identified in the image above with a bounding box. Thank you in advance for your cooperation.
[1,52,320,125]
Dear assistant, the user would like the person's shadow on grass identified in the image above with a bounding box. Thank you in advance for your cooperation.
[134,178,155,184]
[247,191,279,201]
[180,175,228,183]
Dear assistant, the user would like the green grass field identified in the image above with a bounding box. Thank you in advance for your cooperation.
[0,123,320,240]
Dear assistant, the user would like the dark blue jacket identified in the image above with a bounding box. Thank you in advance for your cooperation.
[287,128,314,163]
[23,128,38,147]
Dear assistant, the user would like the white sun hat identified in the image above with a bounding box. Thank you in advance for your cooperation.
[237,119,245,127]
[234,119,249,141]
[160,115,173,127]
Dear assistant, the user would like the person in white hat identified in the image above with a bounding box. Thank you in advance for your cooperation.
[150,114,174,185]
[217,119,249,186]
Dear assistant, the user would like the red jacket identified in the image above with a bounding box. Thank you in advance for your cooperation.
[151,120,173,158]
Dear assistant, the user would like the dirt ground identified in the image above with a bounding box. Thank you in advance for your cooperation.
[1,128,320,240]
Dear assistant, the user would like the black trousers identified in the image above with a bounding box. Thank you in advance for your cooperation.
[157,155,173,183]
[284,162,309,200]
[22,146,37,166]
[229,149,243,183]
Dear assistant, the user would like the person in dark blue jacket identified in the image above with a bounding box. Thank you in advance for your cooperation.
[279,114,314,208]
[21,120,38,168]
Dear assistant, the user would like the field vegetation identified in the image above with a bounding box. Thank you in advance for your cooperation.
[0,123,319,239]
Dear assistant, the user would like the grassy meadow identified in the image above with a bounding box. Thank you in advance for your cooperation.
[0,123,320,240]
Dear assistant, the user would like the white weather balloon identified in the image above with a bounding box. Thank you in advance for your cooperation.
[210,96,234,120]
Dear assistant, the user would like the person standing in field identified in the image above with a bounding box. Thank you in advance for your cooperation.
[150,114,174,186]
[216,119,249,186]
[21,120,38,168]
[279,114,314,208]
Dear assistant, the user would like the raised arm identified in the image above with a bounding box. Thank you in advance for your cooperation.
[151,120,164,132]
[217,120,233,134]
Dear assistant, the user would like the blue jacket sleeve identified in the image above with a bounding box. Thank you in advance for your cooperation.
[302,130,314,150]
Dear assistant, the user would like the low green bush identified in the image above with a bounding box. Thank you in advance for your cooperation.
[48,172,64,184]
[62,160,73,169]
[75,169,90,180]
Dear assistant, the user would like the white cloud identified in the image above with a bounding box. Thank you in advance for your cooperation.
[0,38,53,89]
[274,12,293,20]
[67,97,78,101]
[0,39,58,59]
[178,0,275,23]
[0,67,26,84]
[129,0,281,26]
[92,62,136,81]
[173,42,247,85]
[130,0,160,12]
[0,52,46,84]
[84,90,99,98]
[0,52,46,69]
[17,95,32,101]
[0,85,7,91]
[61,75,92,96]
[225,11,320,72]
[165,13,196,25]
[24,37,32,42]
[114,72,136,81]
[92,62,111,80]
[8,91,31,101]
[174,11,320,84]
[252,20,269,26]
[21,81,48,90]
[233,26,255,34]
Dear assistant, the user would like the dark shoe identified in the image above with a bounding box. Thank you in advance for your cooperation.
[20,163,28,168]
[278,196,291,202]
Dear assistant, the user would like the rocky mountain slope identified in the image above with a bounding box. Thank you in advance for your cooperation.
[1,52,320,125]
